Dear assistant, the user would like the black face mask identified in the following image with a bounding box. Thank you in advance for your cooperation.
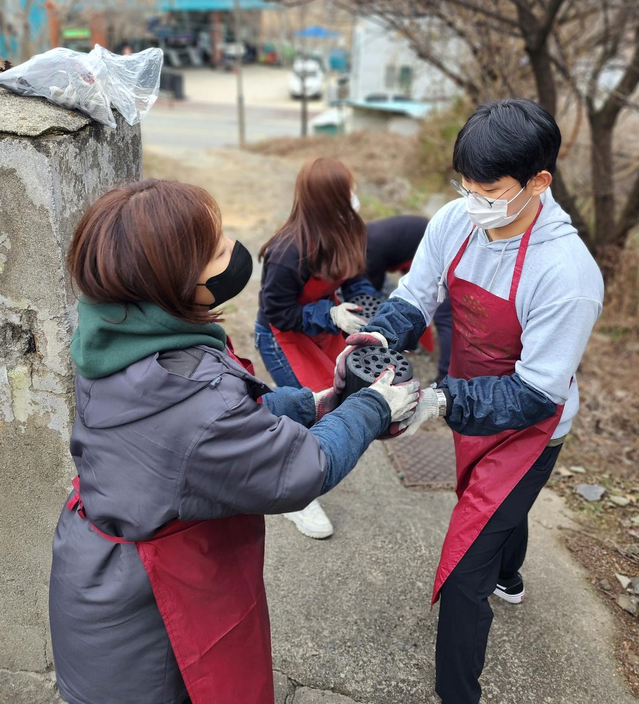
[197,241,253,309]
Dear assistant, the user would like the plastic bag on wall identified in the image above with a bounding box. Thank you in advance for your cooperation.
[95,46,163,125]
[0,44,163,128]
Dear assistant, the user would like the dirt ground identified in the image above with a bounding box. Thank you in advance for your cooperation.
[143,135,639,694]
[551,327,639,696]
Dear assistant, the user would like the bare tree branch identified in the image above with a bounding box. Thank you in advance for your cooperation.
[339,0,639,278]
[598,24,639,127]
[443,0,520,29]
[536,0,570,48]
[268,0,315,7]
[440,5,522,39]
[381,12,484,101]
[557,5,600,25]
[585,2,632,113]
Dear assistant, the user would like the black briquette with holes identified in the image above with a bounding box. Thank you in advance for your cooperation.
[341,346,414,439]
[342,346,413,399]
[349,294,381,321]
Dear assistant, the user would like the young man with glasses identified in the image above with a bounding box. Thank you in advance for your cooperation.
[334,98,604,704]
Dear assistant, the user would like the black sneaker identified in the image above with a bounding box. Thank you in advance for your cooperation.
[493,572,525,604]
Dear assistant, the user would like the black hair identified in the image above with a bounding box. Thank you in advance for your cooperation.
[452,99,562,187]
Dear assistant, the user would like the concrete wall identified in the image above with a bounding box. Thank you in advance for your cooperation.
[0,88,141,702]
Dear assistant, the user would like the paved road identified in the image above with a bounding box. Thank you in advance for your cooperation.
[142,99,321,151]
[266,441,636,704]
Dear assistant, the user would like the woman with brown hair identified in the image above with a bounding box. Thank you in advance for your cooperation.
[49,179,419,704]
[255,157,379,539]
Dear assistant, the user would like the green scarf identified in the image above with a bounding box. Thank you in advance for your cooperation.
[71,299,227,379]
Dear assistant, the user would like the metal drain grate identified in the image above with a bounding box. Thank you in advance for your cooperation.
[385,430,457,490]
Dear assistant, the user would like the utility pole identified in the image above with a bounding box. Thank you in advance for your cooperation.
[20,0,34,62]
[300,1,308,137]
[325,0,333,76]
[233,0,246,148]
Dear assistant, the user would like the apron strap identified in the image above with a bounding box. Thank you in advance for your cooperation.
[67,475,135,545]
[447,228,475,285]
[508,202,543,303]
[88,522,135,544]
[66,475,85,518]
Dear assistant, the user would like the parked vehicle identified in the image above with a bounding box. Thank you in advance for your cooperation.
[288,58,324,99]
[222,42,246,70]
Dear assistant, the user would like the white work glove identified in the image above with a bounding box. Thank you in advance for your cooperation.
[368,367,420,423]
[311,387,340,422]
[400,387,441,434]
[330,302,367,335]
[333,331,388,394]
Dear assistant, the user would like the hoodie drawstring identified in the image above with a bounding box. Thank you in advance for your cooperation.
[487,240,509,293]
[437,273,447,304]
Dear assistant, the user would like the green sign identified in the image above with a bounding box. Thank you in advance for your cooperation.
[63,28,91,40]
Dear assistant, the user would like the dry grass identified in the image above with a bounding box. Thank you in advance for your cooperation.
[561,245,639,474]
[248,101,472,198]
[604,247,639,326]
[555,246,639,694]
[553,320,639,694]
[408,100,472,191]
[569,246,639,478]
[563,325,639,478]
[247,130,419,187]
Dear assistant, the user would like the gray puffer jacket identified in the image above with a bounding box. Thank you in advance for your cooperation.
[50,346,389,704]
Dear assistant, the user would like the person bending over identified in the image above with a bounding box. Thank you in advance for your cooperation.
[255,157,378,539]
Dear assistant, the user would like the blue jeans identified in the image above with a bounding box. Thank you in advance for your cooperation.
[254,323,302,388]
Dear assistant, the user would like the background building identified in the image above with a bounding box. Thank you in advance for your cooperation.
[349,16,461,104]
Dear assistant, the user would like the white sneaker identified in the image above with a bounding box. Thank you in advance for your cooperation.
[283,499,334,539]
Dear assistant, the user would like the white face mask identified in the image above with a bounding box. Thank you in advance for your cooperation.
[350,193,361,213]
[456,181,532,230]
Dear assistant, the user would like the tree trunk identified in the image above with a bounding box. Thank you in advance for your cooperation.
[21,0,33,63]
[552,165,594,251]
[524,41,595,250]
[614,169,639,251]
[527,46,557,115]
[21,19,30,63]
[590,117,619,282]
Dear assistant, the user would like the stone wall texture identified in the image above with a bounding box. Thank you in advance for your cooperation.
[0,88,141,702]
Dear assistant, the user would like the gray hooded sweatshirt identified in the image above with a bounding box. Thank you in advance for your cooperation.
[393,189,604,439]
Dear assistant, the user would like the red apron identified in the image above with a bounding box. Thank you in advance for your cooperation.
[270,277,346,391]
[67,347,274,704]
[418,327,435,353]
[432,205,564,605]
